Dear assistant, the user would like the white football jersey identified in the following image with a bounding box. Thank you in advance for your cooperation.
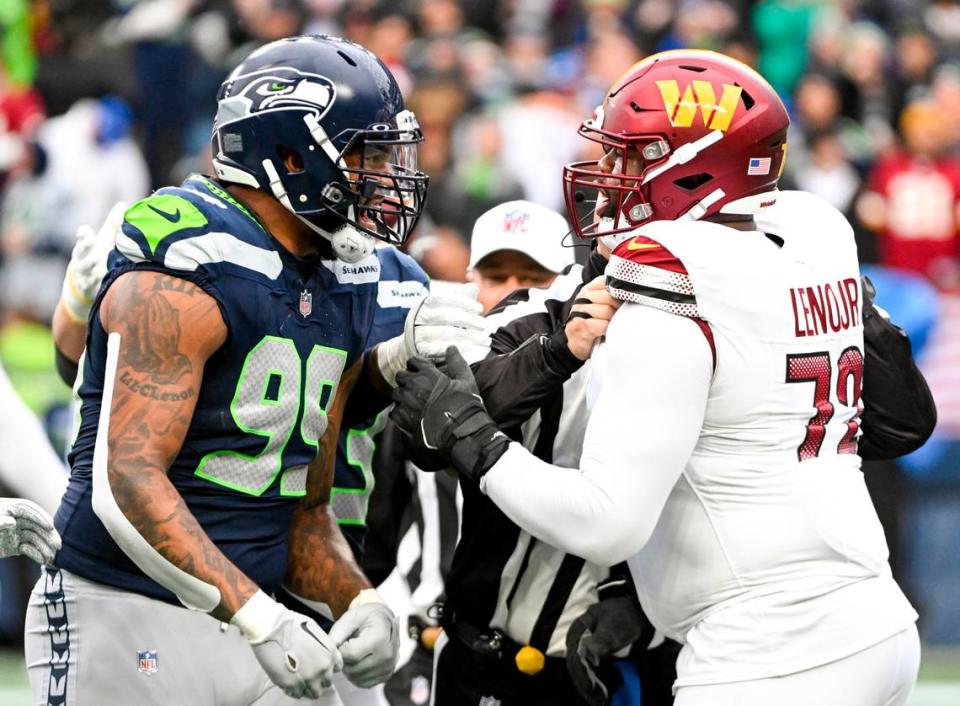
[603,191,917,685]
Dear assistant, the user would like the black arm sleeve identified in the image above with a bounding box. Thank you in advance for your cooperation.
[55,346,80,387]
[342,354,394,429]
[859,300,937,461]
[362,421,417,586]
[475,323,583,429]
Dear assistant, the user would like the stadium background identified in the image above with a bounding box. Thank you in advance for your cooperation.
[0,0,958,703]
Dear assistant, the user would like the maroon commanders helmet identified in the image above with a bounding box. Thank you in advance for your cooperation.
[563,49,790,240]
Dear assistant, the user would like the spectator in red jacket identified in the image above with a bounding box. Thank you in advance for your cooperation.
[857,98,960,287]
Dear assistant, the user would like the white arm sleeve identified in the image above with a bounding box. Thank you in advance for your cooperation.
[0,363,68,515]
[91,333,221,612]
[481,303,712,566]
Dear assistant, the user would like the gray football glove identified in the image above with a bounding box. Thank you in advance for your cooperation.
[0,498,61,564]
[375,284,489,387]
[329,590,400,688]
[233,591,343,699]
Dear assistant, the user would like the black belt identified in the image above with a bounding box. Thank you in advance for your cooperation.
[443,613,569,683]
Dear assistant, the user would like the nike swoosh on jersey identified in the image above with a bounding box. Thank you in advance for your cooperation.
[148,204,182,223]
[627,240,661,251]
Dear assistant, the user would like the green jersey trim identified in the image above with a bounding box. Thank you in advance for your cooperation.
[200,177,265,232]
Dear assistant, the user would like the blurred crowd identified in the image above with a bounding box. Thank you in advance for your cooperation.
[1,0,960,641]
[5,0,960,302]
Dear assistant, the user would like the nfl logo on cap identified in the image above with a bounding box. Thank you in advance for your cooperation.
[137,650,159,675]
[501,209,530,234]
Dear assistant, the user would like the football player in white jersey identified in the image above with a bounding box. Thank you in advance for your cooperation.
[391,50,920,706]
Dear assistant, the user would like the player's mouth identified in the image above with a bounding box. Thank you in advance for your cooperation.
[593,190,610,224]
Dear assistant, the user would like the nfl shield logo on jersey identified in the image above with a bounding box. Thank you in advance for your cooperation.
[478,696,501,706]
[299,290,313,317]
[137,650,159,675]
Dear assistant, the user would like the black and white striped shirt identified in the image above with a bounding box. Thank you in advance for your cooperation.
[443,250,618,657]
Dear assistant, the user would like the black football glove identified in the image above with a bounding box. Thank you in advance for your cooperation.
[391,347,510,483]
[566,592,653,706]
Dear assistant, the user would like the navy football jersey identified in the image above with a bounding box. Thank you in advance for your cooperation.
[330,246,429,558]
[54,175,379,603]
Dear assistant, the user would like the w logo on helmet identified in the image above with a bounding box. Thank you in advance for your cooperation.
[656,80,742,131]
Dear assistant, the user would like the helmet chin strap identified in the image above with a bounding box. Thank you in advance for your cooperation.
[297,215,374,264]
[261,158,374,264]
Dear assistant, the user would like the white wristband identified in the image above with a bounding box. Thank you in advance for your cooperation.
[375,335,408,389]
[230,590,285,642]
[60,269,92,323]
[348,588,386,610]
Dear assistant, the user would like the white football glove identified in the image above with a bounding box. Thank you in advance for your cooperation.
[0,498,61,565]
[328,589,399,688]
[60,202,126,322]
[376,283,490,387]
[232,591,344,700]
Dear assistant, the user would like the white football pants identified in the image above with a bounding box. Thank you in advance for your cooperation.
[674,625,920,706]
[24,567,346,706]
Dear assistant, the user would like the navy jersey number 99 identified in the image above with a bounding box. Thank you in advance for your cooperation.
[195,335,347,496]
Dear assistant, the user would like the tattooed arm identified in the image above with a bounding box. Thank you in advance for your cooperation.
[96,270,259,620]
[285,358,372,618]
[286,357,401,688]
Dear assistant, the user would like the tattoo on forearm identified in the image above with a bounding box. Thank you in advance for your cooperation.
[109,456,256,620]
[286,359,370,616]
[286,501,371,618]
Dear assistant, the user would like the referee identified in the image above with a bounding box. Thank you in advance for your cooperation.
[419,203,667,706]
[432,266,662,706]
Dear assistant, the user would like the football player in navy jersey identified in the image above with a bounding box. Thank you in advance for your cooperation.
[51,213,443,706]
[27,35,486,706]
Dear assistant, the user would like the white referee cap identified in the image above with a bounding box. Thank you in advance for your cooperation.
[469,200,575,274]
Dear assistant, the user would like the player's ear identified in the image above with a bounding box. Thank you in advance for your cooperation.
[278,146,305,174]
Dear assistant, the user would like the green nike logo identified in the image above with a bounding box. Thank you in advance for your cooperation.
[148,204,181,223]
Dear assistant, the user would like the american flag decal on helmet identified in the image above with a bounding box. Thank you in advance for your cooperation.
[747,157,771,175]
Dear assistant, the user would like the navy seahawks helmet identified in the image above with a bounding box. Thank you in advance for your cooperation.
[212,35,428,262]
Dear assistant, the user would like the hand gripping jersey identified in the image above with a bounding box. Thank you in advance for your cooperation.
[604,191,917,685]
[331,246,428,558]
[54,175,379,603]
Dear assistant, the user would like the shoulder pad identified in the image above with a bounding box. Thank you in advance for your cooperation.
[373,246,429,309]
[115,189,282,281]
[375,245,429,285]
[605,232,699,317]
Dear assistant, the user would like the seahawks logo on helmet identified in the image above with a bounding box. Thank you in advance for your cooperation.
[215,68,337,127]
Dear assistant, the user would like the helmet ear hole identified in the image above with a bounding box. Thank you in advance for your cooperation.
[277,146,305,174]
[674,173,714,191]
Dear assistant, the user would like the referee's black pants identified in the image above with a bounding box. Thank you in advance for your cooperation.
[432,632,591,706]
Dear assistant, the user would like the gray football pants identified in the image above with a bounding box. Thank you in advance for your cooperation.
[24,567,345,706]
